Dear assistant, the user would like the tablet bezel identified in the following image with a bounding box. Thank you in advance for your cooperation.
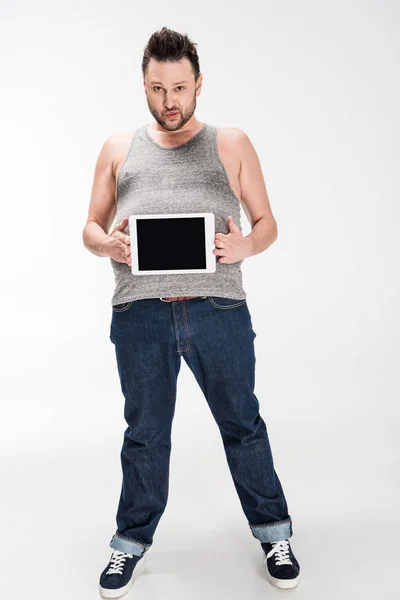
[129,213,216,275]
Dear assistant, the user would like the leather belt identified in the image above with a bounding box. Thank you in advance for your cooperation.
[160,295,204,302]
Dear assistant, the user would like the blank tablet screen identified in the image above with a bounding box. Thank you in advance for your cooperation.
[136,217,207,271]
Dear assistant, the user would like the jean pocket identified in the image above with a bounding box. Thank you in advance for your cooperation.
[112,301,133,313]
[207,296,247,310]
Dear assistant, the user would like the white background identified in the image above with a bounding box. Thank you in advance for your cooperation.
[1,1,398,598]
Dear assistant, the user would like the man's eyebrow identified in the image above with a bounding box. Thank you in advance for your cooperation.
[149,80,189,85]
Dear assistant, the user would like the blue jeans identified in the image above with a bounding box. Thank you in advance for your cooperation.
[108,296,293,557]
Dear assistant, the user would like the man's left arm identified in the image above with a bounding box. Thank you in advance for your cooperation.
[214,129,278,263]
[237,129,278,257]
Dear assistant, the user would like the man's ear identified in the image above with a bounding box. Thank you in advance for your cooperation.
[196,73,203,96]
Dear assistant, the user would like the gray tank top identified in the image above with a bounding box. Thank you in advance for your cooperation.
[110,122,247,305]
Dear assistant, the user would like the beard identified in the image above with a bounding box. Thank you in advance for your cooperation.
[147,93,197,131]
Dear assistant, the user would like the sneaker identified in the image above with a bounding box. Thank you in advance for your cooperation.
[99,549,146,598]
[261,539,300,589]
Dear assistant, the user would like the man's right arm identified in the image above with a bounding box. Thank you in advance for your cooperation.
[82,136,117,257]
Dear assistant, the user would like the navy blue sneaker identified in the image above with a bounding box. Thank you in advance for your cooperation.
[261,539,300,589]
[99,549,146,598]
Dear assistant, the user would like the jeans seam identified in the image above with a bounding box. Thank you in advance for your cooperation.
[249,518,291,528]
[114,532,151,547]
[208,297,247,309]
[181,302,191,352]
[112,301,133,313]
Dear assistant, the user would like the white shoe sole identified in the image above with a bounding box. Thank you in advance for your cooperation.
[262,549,300,589]
[99,554,146,598]
[266,571,300,589]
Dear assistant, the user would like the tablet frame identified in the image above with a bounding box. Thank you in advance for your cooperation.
[129,213,216,275]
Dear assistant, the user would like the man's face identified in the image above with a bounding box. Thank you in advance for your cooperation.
[144,57,202,131]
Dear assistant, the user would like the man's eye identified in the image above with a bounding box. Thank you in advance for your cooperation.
[152,86,184,92]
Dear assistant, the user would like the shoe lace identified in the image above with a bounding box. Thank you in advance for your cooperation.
[106,550,133,575]
[263,540,292,566]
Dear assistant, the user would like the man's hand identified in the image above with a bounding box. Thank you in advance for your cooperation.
[102,217,132,266]
[214,216,254,264]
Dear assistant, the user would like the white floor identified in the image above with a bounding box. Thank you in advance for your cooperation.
[2,355,398,599]
[2,445,398,600]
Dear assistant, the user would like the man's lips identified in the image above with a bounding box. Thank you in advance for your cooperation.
[166,111,179,118]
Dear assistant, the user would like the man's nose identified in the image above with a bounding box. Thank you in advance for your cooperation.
[164,93,178,108]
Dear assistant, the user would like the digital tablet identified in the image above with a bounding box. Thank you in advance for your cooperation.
[128,213,216,275]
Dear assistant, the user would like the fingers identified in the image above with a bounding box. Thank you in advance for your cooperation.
[115,217,129,230]
[111,218,130,239]
[125,245,131,267]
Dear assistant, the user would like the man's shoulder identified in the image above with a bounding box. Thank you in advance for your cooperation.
[214,127,251,165]
[100,130,139,170]
[214,127,250,158]
[104,130,139,151]
[214,126,248,144]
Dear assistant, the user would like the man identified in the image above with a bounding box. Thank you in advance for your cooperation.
[83,26,300,598]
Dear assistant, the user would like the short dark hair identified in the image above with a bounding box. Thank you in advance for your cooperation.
[142,27,201,81]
